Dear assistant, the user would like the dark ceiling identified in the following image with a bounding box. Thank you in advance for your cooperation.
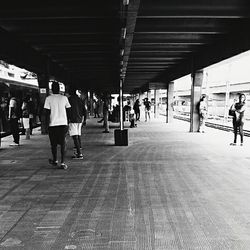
[0,0,250,93]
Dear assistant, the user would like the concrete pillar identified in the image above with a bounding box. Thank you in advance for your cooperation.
[114,79,128,146]
[37,74,49,134]
[166,82,174,123]
[190,70,203,132]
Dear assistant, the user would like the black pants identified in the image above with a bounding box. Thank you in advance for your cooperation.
[10,118,20,144]
[48,125,68,163]
[135,111,140,121]
[233,120,244,143]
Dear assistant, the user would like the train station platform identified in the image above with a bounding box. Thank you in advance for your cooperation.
[0,117,250,249]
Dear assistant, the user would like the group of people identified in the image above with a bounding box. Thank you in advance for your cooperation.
[198,93,246,146]
[7,86,247,170]
[6,92,36,146]
[98,97,152,129]
[44,82,87,169]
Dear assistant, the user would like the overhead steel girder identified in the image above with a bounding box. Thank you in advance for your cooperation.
[0,28,71,83]
[156,21,250,83]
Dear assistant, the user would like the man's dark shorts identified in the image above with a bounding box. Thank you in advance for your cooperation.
[48,125,68,146]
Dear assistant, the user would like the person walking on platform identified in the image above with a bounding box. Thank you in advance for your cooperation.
[27,96,35,135]
[133,99,140,121]
[44,81,71,169]
[93,100,100,118]
[8,92,21,146]
[198,94,208,133]
[229,93,246,146]
[143,98,151,122]
[102,94,110,133]
[21,95,31,139]
[68,88,86,159]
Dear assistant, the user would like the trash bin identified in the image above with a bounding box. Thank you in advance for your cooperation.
[114,129,128,146]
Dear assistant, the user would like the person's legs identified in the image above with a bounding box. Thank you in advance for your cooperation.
[239,124,244,144]
[233,121,237,144]
[77,135,82,149]
[29,117,33,135]
[73,135,81,155]
[69,123,83,158]
[23,118,30,139]
[51,145,57,162]
[199,116,205,132]
[48,127,57,163]
[10,118,20,144]
[60,142,65,163]
[59,126,68,167]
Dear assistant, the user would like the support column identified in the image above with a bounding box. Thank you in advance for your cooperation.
[224,64,231,123]
[166,82,174,123]
[37,74,49,134]
[114,79,128,146]
[190,70,203,132]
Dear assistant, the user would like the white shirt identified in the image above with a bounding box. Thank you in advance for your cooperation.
[44,94,71,127]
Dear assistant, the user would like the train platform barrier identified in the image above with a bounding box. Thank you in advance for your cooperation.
[0,117,250,249]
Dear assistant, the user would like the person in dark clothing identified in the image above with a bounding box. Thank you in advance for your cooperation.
[8,92,21,146]
[143,98,151,122]
[44,82,71,169]
[21,95,31,139]
[27,96,35,135]
[68,88,86,159]
[229,93,246,146]
[0,96,8,132]
[123,100,131,122]
[93,100,100,118]
[102,94,110,133]
[133,99,140,121]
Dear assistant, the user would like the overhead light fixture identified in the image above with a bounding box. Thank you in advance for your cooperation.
[120,49,124,56]
[120,61,124,66]
[121,28,126,39]
[123,0,129,5]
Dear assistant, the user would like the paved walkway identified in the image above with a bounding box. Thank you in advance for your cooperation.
[0,117,250,249]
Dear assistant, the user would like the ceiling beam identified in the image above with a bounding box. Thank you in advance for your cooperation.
[156,20,250,83]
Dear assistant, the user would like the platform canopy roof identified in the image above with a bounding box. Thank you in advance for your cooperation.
[0,0,250,93]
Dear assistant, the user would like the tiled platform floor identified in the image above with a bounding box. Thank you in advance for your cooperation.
[0,117,250,249]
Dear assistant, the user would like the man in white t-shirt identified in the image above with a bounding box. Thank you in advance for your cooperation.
[44,82,71,169]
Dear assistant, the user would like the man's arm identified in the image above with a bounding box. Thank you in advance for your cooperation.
[66,107,71,122]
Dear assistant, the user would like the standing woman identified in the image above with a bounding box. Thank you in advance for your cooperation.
[133,99,140,121]
[199,94,208,133]
[230,93,246,146]
[22,95,31,139]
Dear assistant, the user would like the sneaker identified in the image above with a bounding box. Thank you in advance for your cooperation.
[10,143,19,146]
[49,159,58,166]
[73,151,84,156]
[72,154,84,159]
[230,143,236,146]
[61,163,68,170]
[240,143,243,146]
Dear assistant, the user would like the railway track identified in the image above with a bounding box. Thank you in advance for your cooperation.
[174,115,250,137]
